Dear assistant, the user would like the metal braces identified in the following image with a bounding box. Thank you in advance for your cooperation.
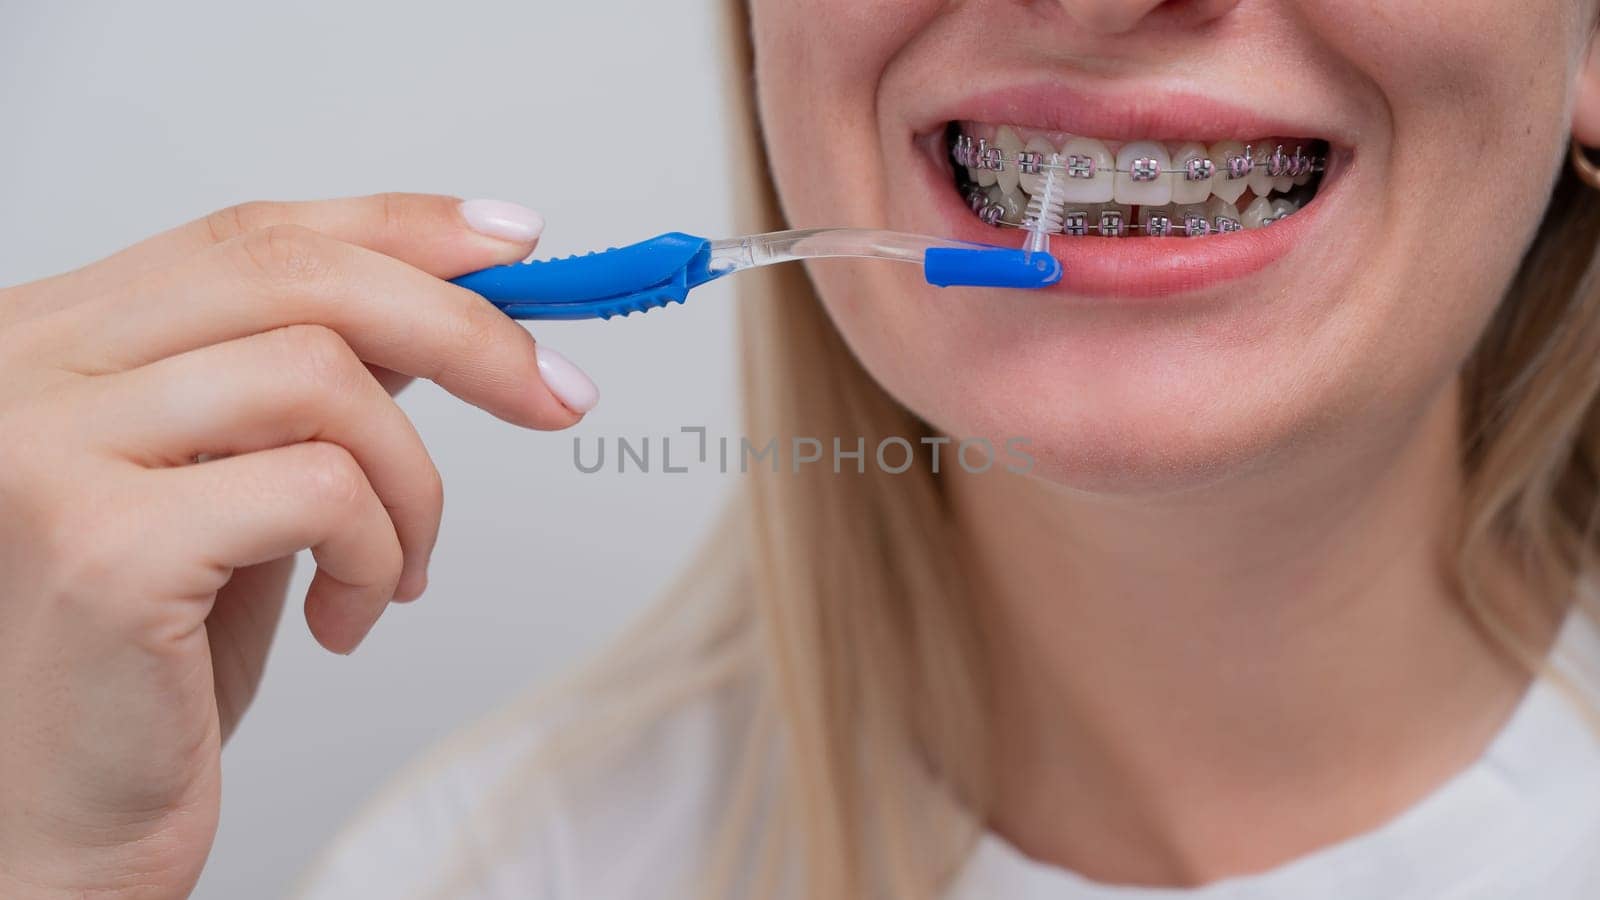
[964,188,1294,237]
[997,214,1285,237]
[952,135,1327,181]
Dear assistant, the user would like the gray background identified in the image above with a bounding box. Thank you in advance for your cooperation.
[0,2,738,897]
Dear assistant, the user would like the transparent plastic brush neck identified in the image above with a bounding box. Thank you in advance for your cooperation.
[706,228,986,276]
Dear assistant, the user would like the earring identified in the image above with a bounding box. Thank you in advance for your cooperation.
[1572,138,1600,190]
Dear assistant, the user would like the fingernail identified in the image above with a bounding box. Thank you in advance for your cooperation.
[536,344,600,414]
[458,198,544,243]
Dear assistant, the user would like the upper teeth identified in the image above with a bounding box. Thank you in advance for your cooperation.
[953,127,1323,213]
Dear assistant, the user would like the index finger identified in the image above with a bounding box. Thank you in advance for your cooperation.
[55,193,543,297]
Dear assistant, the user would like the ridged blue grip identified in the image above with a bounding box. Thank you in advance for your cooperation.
[451,232,723,320]
[923,248,1061,289]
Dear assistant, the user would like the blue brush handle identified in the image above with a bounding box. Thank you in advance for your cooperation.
[451,232,726,320]
[452,231,1062,320]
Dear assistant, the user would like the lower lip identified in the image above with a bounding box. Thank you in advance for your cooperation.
[920,140,1348,301]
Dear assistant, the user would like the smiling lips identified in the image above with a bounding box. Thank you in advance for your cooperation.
[904,84,1350,298]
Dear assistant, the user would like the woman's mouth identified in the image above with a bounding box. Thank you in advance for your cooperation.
[949,122,1330,239]
[901,84,1356,299]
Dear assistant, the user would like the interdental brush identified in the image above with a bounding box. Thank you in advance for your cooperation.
[452,228,1061,320]
[1021,160,1068,253]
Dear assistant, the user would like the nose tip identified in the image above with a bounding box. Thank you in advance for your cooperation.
[1056,0,1242,36]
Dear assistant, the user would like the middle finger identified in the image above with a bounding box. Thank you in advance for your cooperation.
[49,224,582,430]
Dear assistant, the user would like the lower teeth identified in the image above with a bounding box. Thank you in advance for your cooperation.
[966,186,1312,237]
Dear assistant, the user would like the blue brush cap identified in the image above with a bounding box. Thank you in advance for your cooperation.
[923,247,1061,289]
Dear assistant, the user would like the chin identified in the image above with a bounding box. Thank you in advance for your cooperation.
[920,364,1307,496]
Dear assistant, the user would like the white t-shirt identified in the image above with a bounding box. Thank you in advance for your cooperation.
[295,608,1600,899]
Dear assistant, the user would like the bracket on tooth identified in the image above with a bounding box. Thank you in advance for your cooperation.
[953,135,1329,180]
[1267,145,1291,178]
[1063,212,1090,236]
[977,140,1005,172]
[1144,215,1174,237]
[1129,158,1163,182]
[1214,217,1244,234]
[1226,145,1255,180]
[1100,210,1126,237]
[953,134,976,167]
[1288,147,1314,178]
[1184,214,1212,237]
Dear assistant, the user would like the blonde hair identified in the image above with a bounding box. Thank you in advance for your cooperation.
[371,3,1600,898]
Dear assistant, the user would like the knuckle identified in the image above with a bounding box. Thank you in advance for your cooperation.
[450,293,525,370]
[205,200,277,245]
[364,192,436,233]
[277,323,364,396]
[297,441,368,509]
[234,223,331,285]
[377,192,404,232]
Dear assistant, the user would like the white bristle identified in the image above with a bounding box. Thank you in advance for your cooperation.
[1022,167,1067,253]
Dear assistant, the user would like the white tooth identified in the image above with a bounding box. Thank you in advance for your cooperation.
[1292,145,1316,186]
[1270,198,1298,222]
[966,124,999,187]
[1175,203,1210,236]
[1057,137,1116,204]
[1247,145,1276,197]
[1209,141,1249,204]
[1095,202,1132,236]
[975,147,998,186]
[984,185,1026,225]
[1205,196,1242,232]
[1018,137,1060,196]
[1115,141,1174,207]
[1138,203,1180,236]
[1061,205,1097,235]
[1241,196,1275,230]
[1263,144,1295,194]
[994,127,1024,196]
[1170,142,1213,205]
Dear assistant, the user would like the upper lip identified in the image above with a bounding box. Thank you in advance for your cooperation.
[912,80,1347,146]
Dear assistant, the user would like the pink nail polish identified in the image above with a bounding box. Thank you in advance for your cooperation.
[458,199,544,243]
[536,345,599,414]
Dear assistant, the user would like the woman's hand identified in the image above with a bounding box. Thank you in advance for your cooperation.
[0,194,588,898]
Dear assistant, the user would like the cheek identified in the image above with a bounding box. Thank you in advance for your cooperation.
[1305,0,1579,390]
[1303,0,1577,165]
[755,0,1589,494]
[751,0,944,226]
